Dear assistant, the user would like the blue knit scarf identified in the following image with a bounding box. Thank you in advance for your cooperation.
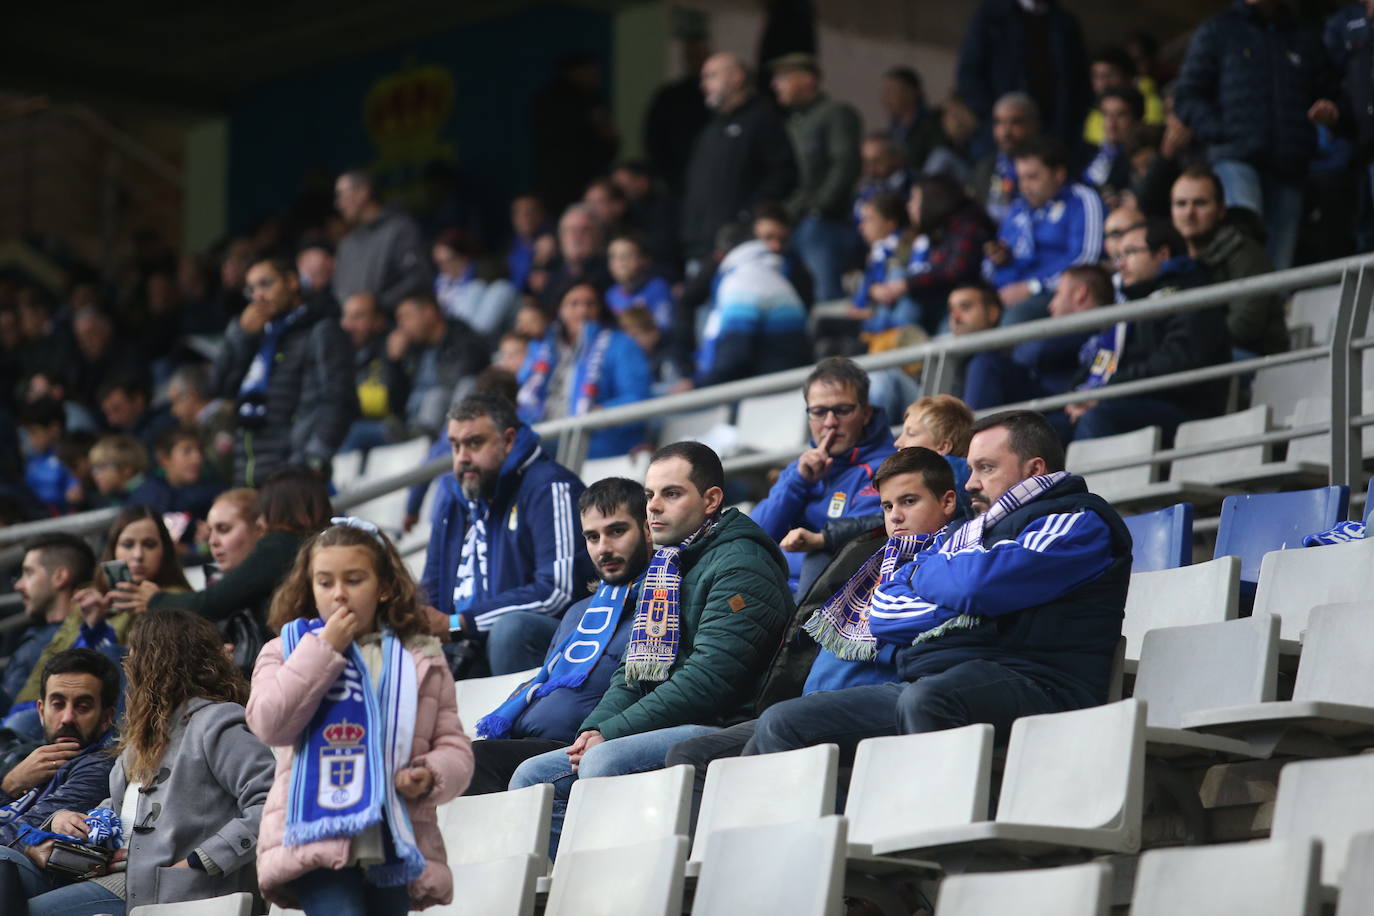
[804,534,933,660]
[623,519,713,684]
[237,304,307,428]
[451,496,490,629]
[280,618,425,886]
[517,324,615,423]
[476,578,638,738]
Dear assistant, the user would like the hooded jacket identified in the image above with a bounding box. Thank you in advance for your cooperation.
[989,180,1105,288]
[696,240,809,387]
[1194,223,1288,356]
[580,508,795,740]
[420,425,594,633]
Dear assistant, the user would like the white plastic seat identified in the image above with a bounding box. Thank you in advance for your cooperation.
[350,436,434,532]
[659,405,732,445]
[735,390,807,453]
[132,894,254,916]
[1289,393,1374,465]
[1184,603,1374,755]
[579,451,648,483]
[1121,556,1240,672]
[546,836,687,916]
[845,724,993,858]
[1170,404,1325,488]
[1288,284,1339,345]
[1132,837,1322,916]
[436,783,553,869]
[1272,755,1374,891]
[691,816,847,916]
[688,744,838,874]
[552,764,692,879]
[454,668,540,740]
[936,861,1112,916]
[1067,426,1232,510]
[866,699,1146,859]
[332,448,365,493]
[1335,831,1374,916]
[439,853,541,916]
[1251,540,1374,646]
[1253,357,1329,428]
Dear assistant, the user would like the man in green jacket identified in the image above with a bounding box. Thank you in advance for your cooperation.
[509,440,795,857]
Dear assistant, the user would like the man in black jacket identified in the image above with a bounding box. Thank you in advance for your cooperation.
[387,293,490,439]
[680,52,798,273]
[1065,220,1231,442]
[211,257,357,486]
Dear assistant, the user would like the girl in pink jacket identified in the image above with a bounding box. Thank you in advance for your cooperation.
[247,518,473,914]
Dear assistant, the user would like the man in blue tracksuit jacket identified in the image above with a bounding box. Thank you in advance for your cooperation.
[751,409,1131,755]
[421,392,595,675]
[752,358,896,594]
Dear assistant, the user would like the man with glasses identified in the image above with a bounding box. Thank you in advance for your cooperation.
[753,357,896,593]
[1063,219,1230,442]
[210,257,357,485]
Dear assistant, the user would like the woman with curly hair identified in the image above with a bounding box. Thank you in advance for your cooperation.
[26,610,274,915]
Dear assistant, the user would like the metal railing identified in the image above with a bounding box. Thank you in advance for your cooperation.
[1,253,1369,567]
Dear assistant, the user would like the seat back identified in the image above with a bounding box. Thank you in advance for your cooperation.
[1273,754,1374,888]
[1132,837,1322,916]
[1335,831,1374,916]
[349,436,434,532]
[691,816,847,916]
[660,405,732,445]
[845,724,993,849]
[691,743,838,863]
[1288,284,1339,345]
[1066,425,1161,502]
[1252,357,1328,428]
[1134,615,1279,728]
[438,783,553,867]
[580,451,649,484]
[547,836,687,916]
[996,699,1144,849]
[557,765,692,876]
[1171,405,1271,484]
[1291,602,1374,705]
[454,668,540,739]
[1286,395,1374,466]
[1121,503,1193,573]
[1121,556,1239,665]
[1252,538,1374,642]
[443,853,541,916]
[1214,487,1351,588]
[936,861,1111,916]
[332,448,365,494]
[131,894,255,916]
[735,390,807,453]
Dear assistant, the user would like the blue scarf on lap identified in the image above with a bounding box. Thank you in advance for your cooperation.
[281,618,425,886]
[477,578,639,739]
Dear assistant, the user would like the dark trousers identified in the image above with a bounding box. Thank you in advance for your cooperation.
[466,737,569,795]
[1072,397,1191,445]
[664,720,760,832]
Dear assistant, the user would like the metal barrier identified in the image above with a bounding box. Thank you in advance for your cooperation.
[1,253,1369,566]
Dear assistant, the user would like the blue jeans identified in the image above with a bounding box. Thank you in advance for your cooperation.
[1212,159,1303,270]
[1072,397,1191,444]
[751,659,1067,756]
[793,216,854,301]
[291,866,411,916]
[0,844,59,899]
[509,723,720,859]
[486,611,561,675]
[25,870,124,916]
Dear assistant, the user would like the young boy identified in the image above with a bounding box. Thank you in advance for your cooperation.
[88,434,148,508]
[851,192,915,333]
[618,305,693,396]
[605,232,676,332]
[18,399,76,514]
[129,427,224,520]
[895,395,975,509]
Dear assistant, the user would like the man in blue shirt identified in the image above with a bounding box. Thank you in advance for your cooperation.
[2,535,95,716]
[464,476,652,794]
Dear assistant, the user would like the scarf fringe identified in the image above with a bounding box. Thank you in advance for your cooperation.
[475,714,512,740]
[801,613,877,661]
[624,660,672,684]
[533,673,580,698]
[911,613,984,645]
[283,809,380,848]
[366,846,428,887]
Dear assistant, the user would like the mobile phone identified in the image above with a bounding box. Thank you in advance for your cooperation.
[100,559,133,587]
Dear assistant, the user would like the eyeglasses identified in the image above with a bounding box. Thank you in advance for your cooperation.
[242,275,280,298]
[1113,245,1150,262]
[805,403,860,420]
[1104,222,1146,240]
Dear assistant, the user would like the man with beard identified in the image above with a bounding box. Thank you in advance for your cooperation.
[0,649,120,896]
[2,535,95,716]
[463,476,652,794]
[421,392,594,675]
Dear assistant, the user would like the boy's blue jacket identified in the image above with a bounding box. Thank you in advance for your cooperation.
[752,408,896,589]
[989,181,1104,288]
[420,424,595,633]
[869,474,1130,705]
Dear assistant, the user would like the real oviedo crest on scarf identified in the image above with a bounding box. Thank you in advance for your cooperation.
[320,720,367,810]
[647,588,670,637]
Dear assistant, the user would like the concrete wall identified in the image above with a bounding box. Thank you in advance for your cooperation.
[183,117,228,254]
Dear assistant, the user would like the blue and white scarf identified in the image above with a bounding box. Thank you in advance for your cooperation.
[237,304,307,428]
[623,519,714,684]
[516,324,615,423]
[1076,322,1128,392]
[280,618,425,886]
[451,497,490,629]
[1303,520,1366,546]
[0,732,116,834]
[477,578,638,738]
[804,534,933,660]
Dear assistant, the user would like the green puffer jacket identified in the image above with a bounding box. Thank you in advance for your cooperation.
[580,508,795,740]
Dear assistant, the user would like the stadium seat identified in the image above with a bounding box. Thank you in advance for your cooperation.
[332,447,365,494]
[935,861,1112,916]
[437,783,554,868]
[1184,602,1374,756]
[1170,405,1326,489]
[1270,754,1374,890]
[1288,284,1339,346]
[1120,556,1239,671]
[1250,538,1374,646]
[689,743,838,873]
[1253,357,1329,428]
[131,894,254,916]
[865,699,1146,859]
[1213,486,1351,591]
[1336,831,1374,916]
[579,451,649,484]
[1121,503,1193,573]
[735,389,807,453]
[454,668,540,740]
[1285,395,1374,466]
[845,724,993,860]
[442,853,541,916]
[1066,426,1230,510]
[183,563,207,591]
[1133,615,1276,759]
[551,764,692,883]
[546,836,687,916]
[349,436,434,534]
[691,816,847,916]
[1131,837,1322,916]
[660,406,732,446]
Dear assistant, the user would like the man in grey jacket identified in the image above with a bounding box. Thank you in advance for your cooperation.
[771,53,862,302]
[332,169,433,313]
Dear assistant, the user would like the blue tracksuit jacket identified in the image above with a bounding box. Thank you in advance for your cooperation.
[988,182,1104,288]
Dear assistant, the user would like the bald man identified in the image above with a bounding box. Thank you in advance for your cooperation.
[680,53,798,270]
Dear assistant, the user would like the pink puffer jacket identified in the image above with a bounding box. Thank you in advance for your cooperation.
[246,631,474,909]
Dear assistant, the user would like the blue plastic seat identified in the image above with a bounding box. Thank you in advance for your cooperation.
[1122,504,1193,573]
[1213,486,1350,590]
